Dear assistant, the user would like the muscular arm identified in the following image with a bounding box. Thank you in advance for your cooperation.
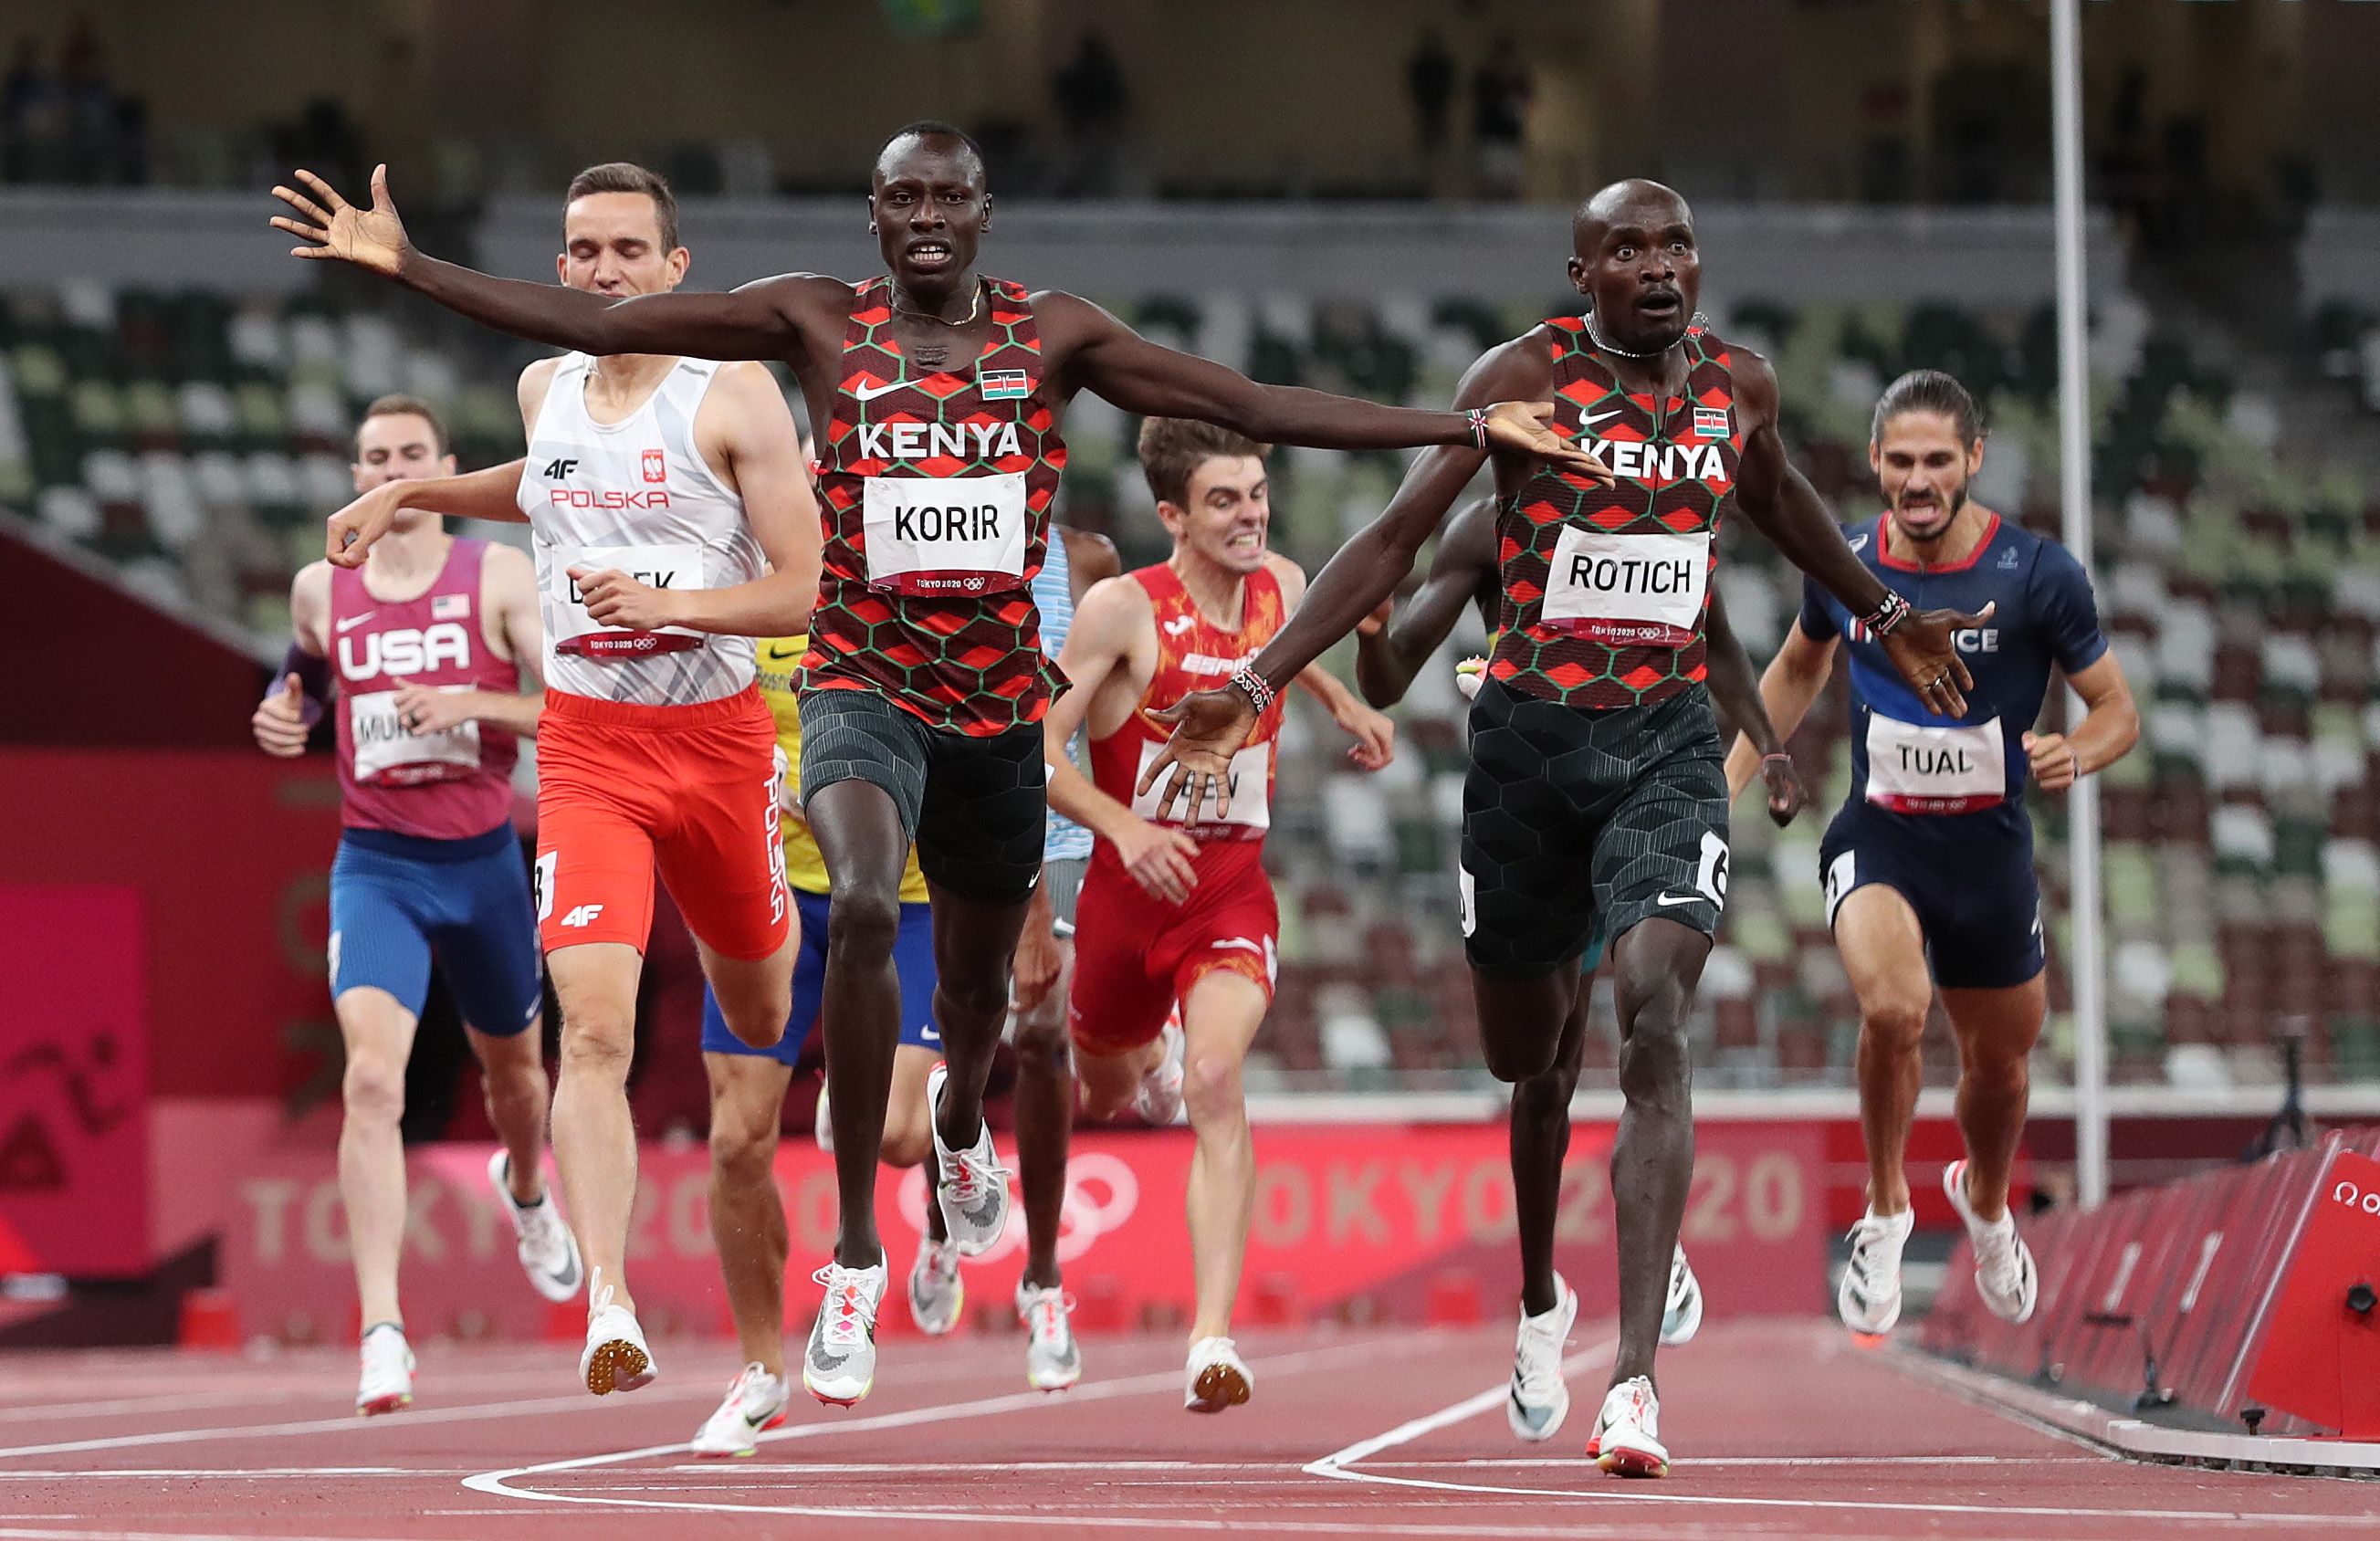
[1701,590,1779,753]
[2026,651,2139,792]
[662,365,823,637]
[1062,527,1121,602]
[1354,496,1496,708]
[472,545,546,737]
[379,458,532,526]
[1724,623,1838,798]
[1729,351,1892,617]
[1044,295,1595,469]
[1041,579,1154,845]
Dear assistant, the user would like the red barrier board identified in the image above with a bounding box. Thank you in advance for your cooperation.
[0,885,150,1276]
[221,1122,1824,1343]
[2245,1148,2380,1437]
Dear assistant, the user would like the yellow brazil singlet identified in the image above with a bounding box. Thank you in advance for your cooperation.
[758,634,928,902]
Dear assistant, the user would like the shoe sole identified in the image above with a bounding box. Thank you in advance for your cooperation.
[804,1375,873,1408]
[356,1392,411,1416]
[1837,1269,1903,1336]
[583,1337,653,1396]
[1187,1362,1251,1413]
[1597,1442,1669,1479]
[691,1409,788,1459]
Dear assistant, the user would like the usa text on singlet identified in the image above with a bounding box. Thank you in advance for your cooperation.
[1490,318,1740,711]
[518,353,763,707]
[803,277,1067,736]
[330,536,520,840]
[1087,562,1289,844]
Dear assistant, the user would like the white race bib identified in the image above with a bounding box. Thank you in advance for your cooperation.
[550,543,706,658]
[863,473,1029,596]
[1129,739,1272,835]
[1865,714,2006,814]
[1538,527,1709,645]
[349,687,483,784]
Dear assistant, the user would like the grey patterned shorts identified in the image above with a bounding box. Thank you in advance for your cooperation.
[1458,676,1729,975]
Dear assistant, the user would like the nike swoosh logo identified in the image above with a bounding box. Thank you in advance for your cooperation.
[852,379,905,401]
[1580,408,1621,431]
[766,645,802,660]
[1653,893,1704,908]
[335,613,375,633]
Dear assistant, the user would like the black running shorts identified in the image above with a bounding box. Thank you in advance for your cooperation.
[797,687,1046,905]
[1459,676,1729,975]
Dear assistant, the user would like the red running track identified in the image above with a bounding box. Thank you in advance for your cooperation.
[0,1319,2372,1540]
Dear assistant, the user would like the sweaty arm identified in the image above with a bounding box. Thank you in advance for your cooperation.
[577,364,823,639]
[1043,295,1600,470]
[274,165,827,362]
[1042,579,1200,905]
[1354,495,1497,708]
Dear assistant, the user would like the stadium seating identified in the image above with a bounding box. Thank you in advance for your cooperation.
[5,273,2372,1096]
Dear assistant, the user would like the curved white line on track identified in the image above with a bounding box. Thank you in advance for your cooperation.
[461,1336,1399,1528]
[1301,1330,2377,1529]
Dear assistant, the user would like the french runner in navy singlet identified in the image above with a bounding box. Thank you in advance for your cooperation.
[1142,181,1988,1477]
[1725,370,2139,1340]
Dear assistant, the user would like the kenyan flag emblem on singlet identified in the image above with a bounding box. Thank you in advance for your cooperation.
[980,367,1031,400]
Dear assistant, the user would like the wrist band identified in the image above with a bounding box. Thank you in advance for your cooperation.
[1465,407,1492,450]
[1229,665,1277,716]
[1760,751,1792,770]
[1861,591,1913,636]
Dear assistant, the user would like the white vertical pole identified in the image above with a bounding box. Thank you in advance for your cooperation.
[2051,0,2109,1211]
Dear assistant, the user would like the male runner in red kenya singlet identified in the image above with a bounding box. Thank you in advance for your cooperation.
[1143,180,1986,1476]
[274,121,1604,1406]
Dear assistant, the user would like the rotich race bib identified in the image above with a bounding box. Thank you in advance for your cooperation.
[550,543,706,658]
[1538,527,1709,645]
[348,687,483,784]
[1128,739,1272,838]
[864,473,1029,596]
[1865,713,2006,814]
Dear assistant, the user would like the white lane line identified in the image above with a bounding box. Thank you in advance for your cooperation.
[0,1385,712,1461]
[0,1469,441,1480]
[463,1335,1416,1530]
[1300,1329,2376,1528]
[0,1530,444,1541]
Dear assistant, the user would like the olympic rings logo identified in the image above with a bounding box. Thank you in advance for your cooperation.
[2332,1179,2380,1216]
[896,1151,1140,1264]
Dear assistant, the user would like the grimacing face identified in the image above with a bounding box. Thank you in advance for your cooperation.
[1871,409,1984,543]
[351,412,454,532]
[1161,454,1271,576]
[558,191,687,298]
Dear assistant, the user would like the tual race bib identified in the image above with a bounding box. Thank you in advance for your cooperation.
[1129,739,1273,837]
[863,473,1030,596]
[550,543,706,658]
[1865,713,2006,814]
[1538,527,1709,645]
[348,687,482,784]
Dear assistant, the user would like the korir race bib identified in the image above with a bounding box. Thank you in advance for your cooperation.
[550,543,705,658]
[863,473,1029,596]
[1865,714,2006,814]
[1128,739,1273,837]
[1538,528,1709,645]
[349,687,482,784]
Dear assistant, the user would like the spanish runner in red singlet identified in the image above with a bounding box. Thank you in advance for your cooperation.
[1044,418,1389,1412]
[1144,181,1987,1476]
[309,164,823,1399]
[273,121,1600,1408]
[250,395,577,1417]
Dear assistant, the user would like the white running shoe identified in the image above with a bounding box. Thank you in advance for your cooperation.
[1018,1282,1082,1392]
[355,1322,413,1415]
[689,1362,791,1458]
[907,1237,965,1337]
[928,1064,1012,1256]
[1839,1205,1915,1335]
[1134,1017,1186,1126]
[486,1150,583,1305]
[803,1258,886,1406]
[813,1082,834,1156]
[1662,1245,1704,1347]
[1590,1375,1669,1478]
[1506,1274,1576,1441]
[1185,1335,1253,1413]
[579,1270,656,1396]
[1945,1158,2038,1325]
